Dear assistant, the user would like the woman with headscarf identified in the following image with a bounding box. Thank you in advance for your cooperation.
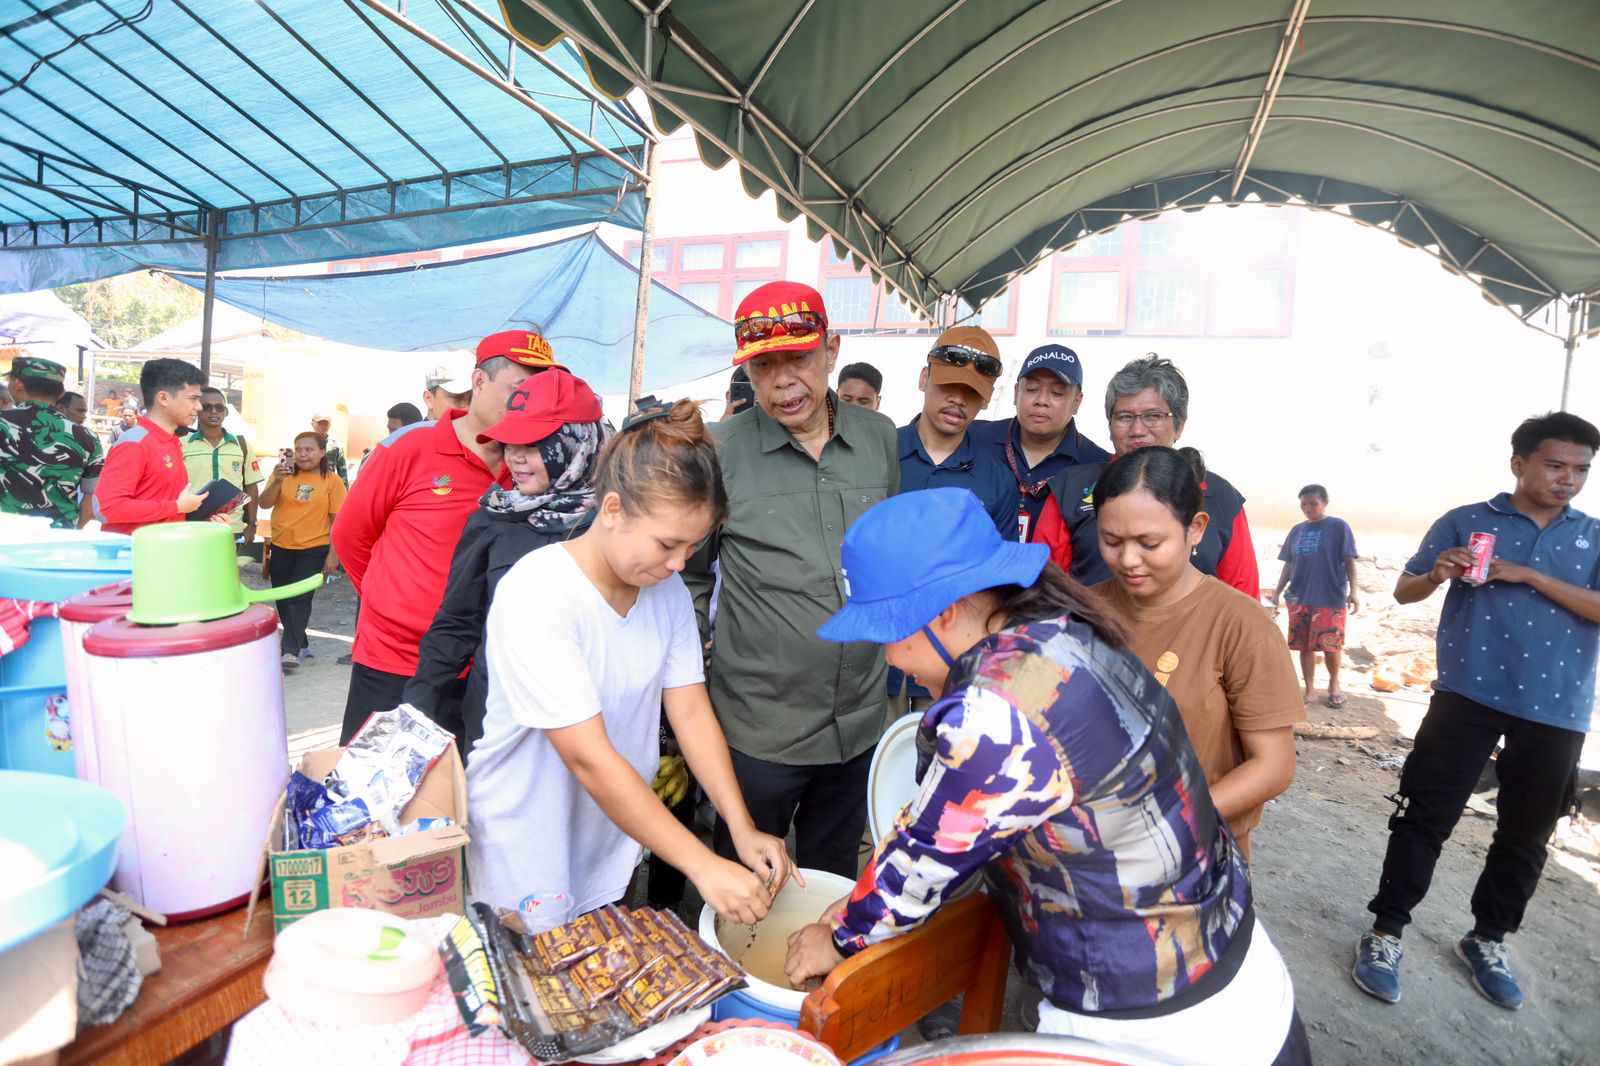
[403,369,609,756]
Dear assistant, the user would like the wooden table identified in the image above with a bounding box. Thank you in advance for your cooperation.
[61,906,274,1066]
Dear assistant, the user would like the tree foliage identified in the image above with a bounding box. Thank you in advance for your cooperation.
[55,272,204,350]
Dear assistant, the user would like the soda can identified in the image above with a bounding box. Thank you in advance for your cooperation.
[1463,532,1496,585]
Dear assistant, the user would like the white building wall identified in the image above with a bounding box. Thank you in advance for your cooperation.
[597,129,1595,536]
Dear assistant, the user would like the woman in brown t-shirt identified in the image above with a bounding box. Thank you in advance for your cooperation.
[1090,446,1304,858]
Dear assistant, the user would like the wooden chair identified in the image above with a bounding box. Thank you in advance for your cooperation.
[799,892,1011,1062]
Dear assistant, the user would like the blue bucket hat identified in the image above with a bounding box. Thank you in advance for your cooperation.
[817,488,1049,644]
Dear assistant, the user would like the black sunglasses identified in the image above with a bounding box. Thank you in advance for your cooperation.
[200,403,228,413]
[734,310,825,347]
[928,345,1002,378]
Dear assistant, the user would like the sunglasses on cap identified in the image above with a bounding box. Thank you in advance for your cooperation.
[734,310,825,347]
[928,345,1003,379]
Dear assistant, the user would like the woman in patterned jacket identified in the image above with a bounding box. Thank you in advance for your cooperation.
[785,488,1310,1066]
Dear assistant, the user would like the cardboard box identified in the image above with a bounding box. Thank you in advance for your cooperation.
[255,742,470,935]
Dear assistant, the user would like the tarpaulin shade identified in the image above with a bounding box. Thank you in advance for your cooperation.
[501,1,1600,329]
[0,0,650,292]
[166,233,735,394]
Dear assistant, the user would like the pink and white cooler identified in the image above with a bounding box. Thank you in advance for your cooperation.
[58,580,133,786]
[81,604,289,920]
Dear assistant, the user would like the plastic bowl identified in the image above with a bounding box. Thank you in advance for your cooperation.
[0,772,125,953]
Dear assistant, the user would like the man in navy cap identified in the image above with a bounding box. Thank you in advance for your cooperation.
[968,344,1110,542]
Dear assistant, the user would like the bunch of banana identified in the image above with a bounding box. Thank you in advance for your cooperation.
[652,754,690,807]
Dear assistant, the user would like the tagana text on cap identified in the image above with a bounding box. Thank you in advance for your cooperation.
[732,281,830,365]
[477,369,602,446]
[477,329,567,372]
[1019,343,1082,386]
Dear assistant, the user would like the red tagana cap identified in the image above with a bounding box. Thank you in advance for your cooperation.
[477,369,602,445]
[732,281,829,365]
[477,329,567,372]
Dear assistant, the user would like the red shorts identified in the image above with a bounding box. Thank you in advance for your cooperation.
[1286,605,1345,652]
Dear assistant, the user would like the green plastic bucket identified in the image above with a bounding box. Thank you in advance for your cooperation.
[127,524,322,625]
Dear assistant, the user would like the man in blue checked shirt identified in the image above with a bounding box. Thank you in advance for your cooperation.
[1352,411,1599,1012]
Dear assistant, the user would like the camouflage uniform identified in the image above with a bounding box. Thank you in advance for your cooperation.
[1,362,104,528]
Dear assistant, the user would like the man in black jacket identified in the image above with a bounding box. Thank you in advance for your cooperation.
[402,369,607,756]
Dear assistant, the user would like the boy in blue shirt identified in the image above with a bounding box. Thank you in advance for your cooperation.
[1269,484,1360,706]
[1352,412,1599,1011]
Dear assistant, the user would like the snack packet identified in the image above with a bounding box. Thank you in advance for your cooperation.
[299,796,380,850]
[440,913,503,1035]
[324,705,453,831]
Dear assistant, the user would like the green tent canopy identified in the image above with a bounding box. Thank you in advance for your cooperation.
[501,1,1600,337]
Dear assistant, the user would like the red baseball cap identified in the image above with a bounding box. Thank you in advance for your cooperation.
[477,328,567,372]
[476,369,602,445]
[732,281,829,365]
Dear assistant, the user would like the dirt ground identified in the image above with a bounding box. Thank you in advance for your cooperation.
[261,533,1600,1066]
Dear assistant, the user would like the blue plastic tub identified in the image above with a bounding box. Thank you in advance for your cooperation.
[0,538,133,775]
[711,989,901,1063]
[0,770,126,952]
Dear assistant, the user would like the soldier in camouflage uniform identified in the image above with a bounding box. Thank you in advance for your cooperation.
[1,356,104,529]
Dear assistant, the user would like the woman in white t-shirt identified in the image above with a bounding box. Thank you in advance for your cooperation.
[468,398,797,926]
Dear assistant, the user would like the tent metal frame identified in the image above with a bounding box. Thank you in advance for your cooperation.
[0,0,657,376]
[514,0,1594,393]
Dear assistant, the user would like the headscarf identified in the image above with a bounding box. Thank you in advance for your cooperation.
[481,418,611,533]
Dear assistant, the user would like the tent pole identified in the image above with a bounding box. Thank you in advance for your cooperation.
[1559,297,1583,412]
[199,209,222,382]
[83,346,96,414]
[628,144,660,411]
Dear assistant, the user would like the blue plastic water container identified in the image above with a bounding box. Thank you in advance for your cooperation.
[0,537,133,775]
[711,990,901,1063]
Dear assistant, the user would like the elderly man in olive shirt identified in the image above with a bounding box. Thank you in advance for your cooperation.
[685,281,899,879]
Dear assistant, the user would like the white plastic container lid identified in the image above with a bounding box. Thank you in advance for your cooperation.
[264,909,440,1026]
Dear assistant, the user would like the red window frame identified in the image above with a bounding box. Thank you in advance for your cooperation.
[1049,209,1297,338]
[817,251,939,333]
[624,233,789,318]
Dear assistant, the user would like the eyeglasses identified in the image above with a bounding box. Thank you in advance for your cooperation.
[735,310,825,347]
[927,345,1002,379]
[1110,411,1175,428]
[200,403,228,413]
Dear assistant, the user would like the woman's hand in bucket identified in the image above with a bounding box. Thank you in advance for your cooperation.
[693,857,775,926]
[733,829,803,900]
[784,922,843,990]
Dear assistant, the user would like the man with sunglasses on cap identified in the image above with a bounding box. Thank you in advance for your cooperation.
[968,343,1111,542]
[890,327,1021,717]
[684,281,899,881]
[332,328,562,743]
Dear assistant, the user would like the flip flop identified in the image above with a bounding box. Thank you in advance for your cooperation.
[1327,692,1349,708]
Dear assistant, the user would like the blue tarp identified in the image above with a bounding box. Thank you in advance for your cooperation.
[0,1,646,292]
[169,233,734,394]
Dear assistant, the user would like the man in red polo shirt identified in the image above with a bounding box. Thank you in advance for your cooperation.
[332,329,563,741]
[95,358,209,535]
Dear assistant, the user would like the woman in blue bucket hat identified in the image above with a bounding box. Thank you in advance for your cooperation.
[784,488,1310,1065]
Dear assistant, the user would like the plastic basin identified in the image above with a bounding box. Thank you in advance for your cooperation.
[0,771,125,952]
